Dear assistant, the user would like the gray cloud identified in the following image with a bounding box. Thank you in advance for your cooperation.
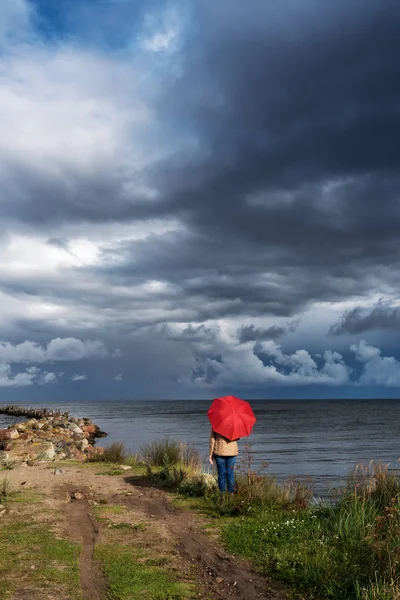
[331,303,400,335]
[1,0,400,398]
[238,322,298,344]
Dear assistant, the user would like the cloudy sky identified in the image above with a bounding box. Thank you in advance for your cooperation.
[1,0,400,400]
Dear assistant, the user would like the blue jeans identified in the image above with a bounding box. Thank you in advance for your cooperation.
[214,455,237,493]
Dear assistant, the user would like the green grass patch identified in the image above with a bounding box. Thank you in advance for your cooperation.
[83,459,147,477]
[199,461,400,600]
[0,518,81,600]
[12,489,43,503]
[95,544,197,599]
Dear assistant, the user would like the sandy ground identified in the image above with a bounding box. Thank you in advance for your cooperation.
[2,463,289,600]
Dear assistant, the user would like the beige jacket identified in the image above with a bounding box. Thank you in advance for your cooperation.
[209,429,239,457]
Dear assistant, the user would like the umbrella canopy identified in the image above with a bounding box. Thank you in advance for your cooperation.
[207,395,256,441]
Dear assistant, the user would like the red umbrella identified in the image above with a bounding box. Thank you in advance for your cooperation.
[207,395,256,441]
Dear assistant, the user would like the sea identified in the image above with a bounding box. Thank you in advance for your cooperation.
[1,399,399,497]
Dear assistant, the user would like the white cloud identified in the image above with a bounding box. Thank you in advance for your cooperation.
[0,364,59,388]
[0,363,36,388]
[0,337,107,364]
[190,336,400,389]
[351,340,400,387]
[0,337,106,387]
[191,339,352,387]
[71,373,87,382]
[40,372,58,385]
[114,373,122,381]
[350,339,381,363]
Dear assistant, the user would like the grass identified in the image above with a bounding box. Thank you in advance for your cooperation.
[173,453,400,600]
[95,544,196,599]
[219,461,400,599]
[0,484,81,600]
[93,501,198,599]
[139,437,206,495]
[140,438,202,472]
[87,441,139,464]
[93,503,129,518]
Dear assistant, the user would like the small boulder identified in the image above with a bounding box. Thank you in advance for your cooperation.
[0,428,19,441]
[8,441,55,461]
[71,492,84,500]
[84,425,96,434]
[76,439,89,452]
[68,423,83,435]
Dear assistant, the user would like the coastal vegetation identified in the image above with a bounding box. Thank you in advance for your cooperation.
[2,407,400,599]
[177,456,400,600]
[110,439,400,598]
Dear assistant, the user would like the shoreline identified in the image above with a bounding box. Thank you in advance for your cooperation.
[0,405,107,463]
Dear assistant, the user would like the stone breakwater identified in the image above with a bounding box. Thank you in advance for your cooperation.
[0,405,68,420]
[0,407,108,463]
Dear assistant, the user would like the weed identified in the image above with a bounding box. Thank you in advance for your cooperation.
[89,442,129,464]
[140,438,183,467]
[0,478,11,501]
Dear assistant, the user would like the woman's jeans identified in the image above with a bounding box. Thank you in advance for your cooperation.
[214,455,237,493]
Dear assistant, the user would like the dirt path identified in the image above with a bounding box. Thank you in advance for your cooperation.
[128,491,278,599]
[3,463,289,600]
[64,495,108,600]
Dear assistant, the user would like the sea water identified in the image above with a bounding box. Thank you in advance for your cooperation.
[1,399,399,496]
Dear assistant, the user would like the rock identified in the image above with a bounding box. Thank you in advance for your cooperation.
[7,441,55,461]
[53,467,65,475]
[216,577,224,584]
[84,425,96,434]
[119,465,132,470]
[0,410,105,463]
[68,423,83,435]
[72,492,84,500]
[76,439,89,452]
[0,428,19,440]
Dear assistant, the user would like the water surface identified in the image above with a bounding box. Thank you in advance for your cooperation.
[1,399,399,495]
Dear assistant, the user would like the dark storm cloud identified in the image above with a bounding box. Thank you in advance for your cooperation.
[190,356,220,384]
[238,322,298,344]
[3,0,400,326]
[150,0,400,280]
[47,237,70,251]
[166,325,216,343]
[331,303,400,335]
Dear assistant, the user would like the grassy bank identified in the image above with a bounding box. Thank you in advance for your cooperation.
[134,439,400,600]
[2,439,400,599]
[173,455,400,600]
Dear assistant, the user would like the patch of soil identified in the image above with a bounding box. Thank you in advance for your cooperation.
[119,489,287,600]
[4,464,289,600]
[63,490,108,600]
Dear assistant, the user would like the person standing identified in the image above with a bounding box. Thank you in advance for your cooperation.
[209,428,239,493]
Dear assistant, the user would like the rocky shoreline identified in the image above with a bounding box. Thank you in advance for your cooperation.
[0,405,107,463]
